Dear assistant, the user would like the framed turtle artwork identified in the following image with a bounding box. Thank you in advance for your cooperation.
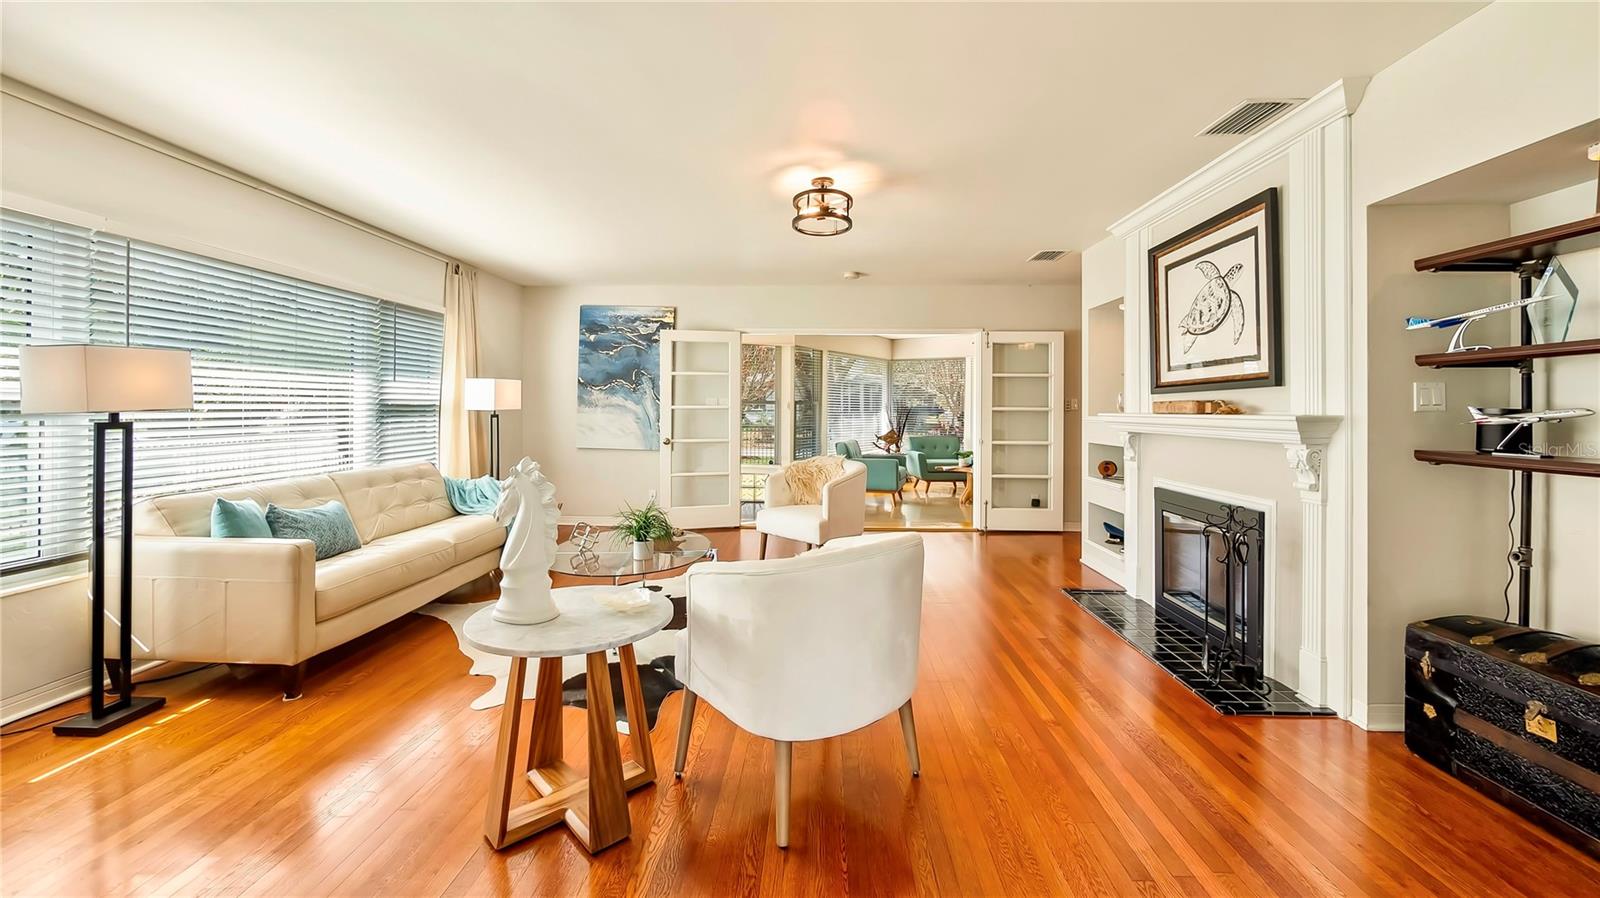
[1148,187,1281,392]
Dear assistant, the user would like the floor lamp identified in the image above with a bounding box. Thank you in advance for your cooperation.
[20,345,193,737]
[464,378,521,478]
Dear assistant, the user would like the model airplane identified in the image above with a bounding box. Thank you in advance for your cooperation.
[1405,258,1577,353]
[1468,405,1595,454]
[1406,294,1552,352]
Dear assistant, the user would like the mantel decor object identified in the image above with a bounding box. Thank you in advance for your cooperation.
[1149,188,1282,393]
[1152,399,1244,415]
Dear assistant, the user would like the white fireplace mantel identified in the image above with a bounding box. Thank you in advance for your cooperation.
[1092,413,1341,447]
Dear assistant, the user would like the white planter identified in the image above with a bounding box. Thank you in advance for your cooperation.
[631,539,653,561]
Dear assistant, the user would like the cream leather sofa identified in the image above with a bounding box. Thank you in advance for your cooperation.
[121,461,504,698]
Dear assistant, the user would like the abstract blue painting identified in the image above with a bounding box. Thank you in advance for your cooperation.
[576,305,676,449]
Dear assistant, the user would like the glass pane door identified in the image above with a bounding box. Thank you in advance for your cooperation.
[982,331,1064,531]
[659,331,741,529]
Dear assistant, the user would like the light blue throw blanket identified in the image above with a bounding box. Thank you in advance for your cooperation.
[444,474,502,516]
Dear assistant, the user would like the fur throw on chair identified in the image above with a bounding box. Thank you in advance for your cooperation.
[781,455,847,505]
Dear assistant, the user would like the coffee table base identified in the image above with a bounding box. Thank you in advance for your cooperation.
[484,646,657,853]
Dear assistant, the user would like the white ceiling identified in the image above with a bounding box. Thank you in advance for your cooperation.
[0,2,1483,287]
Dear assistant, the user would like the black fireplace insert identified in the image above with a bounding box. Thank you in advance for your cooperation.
[1154,487,1265,689]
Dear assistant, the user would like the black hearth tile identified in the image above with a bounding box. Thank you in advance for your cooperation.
[1063,588,1334,719]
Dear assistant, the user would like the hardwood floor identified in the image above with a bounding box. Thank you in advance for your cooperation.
[3,531,1597,896]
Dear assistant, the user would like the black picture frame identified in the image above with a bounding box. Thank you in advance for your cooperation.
[1148,187,1282,393]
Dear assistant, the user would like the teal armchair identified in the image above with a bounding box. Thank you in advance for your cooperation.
[906,435,961,469]
[834,440,909,502]
[905,450,965,496]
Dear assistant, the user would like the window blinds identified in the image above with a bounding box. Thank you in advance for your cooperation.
[823,351,887,450]
[792,346,822,460]
[1,208,444,572]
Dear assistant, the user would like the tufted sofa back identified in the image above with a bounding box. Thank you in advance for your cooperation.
[132,461,453,540]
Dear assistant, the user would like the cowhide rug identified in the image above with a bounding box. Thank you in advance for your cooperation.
[416,578,686,731]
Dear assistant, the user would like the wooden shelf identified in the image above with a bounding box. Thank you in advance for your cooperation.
[1415,338,1600,368]
[1413,449,1600,478]
[1414,214,1600,272]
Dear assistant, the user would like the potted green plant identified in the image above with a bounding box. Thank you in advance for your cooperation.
[615,500,673,561]
[955,449,974,468]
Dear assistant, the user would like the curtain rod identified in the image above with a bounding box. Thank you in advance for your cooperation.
[1,76,454,268]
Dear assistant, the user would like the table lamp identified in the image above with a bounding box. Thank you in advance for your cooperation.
[21,344,193,737]
[464,377,521,478]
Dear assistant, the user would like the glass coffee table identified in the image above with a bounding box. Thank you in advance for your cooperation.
[552,530,715,586]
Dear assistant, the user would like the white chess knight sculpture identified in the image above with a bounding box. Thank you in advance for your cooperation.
[490,457,562,625]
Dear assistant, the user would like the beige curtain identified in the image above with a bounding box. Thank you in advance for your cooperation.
[440,262,487,477]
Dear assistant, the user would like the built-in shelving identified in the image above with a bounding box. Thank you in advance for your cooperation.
[1410,213,1600,626]
[1413,450,1600,478]
[1414,338,1600,369]
[1413,214,1600,272]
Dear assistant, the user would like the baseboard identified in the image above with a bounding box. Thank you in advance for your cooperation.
[1065,522,1082,532]
[1355,701,1405,732]
[1,660,164,727]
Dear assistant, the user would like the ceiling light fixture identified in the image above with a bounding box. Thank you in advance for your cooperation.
[792,177,853,237]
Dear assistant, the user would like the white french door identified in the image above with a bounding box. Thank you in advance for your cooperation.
[980,331,1064,531]
[659,330,741,529]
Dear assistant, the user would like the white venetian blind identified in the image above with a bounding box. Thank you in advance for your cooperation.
[0,208,444,572]
[824,350,887,451]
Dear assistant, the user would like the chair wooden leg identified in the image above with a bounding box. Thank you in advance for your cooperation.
[899,700,921,777]
[758,531,769,558]
[674,690,697,777]
[774,740,792,848]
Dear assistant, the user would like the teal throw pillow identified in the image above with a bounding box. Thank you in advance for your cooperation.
[264,500,362,560]
[210,497,272,538]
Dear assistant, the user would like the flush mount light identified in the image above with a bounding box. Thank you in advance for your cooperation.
[792,177,853,236]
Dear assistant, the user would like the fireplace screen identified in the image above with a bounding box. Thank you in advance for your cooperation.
[1154,488,1265,685]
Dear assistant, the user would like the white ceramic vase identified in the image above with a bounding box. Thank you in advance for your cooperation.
[631,539,653,561]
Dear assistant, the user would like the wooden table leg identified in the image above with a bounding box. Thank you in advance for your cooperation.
[582,650,631,852]
[484,656,528,848]
[617,644,657,783]
[527,657,563,769]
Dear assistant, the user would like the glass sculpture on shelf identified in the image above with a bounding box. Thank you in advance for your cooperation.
[1527,257,1579,344]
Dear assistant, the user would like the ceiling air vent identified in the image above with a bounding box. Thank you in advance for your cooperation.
[1027,250,1067,262]
[1198,99,1303,136]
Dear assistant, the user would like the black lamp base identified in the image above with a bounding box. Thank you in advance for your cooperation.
[53,695,166,737]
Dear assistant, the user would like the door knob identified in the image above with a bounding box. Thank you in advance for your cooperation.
[662,437,672,446]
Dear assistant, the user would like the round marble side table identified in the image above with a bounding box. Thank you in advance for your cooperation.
[465,586,672,854]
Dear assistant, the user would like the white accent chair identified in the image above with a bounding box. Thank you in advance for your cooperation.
[754,458,867,557]
[672,532,924,847]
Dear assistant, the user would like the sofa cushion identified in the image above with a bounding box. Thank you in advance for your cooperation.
[135,474,344,537]
[266,501,362,561]
[312,514,506,621]
[210,497,272,538]
[329,462,453,543]
[315,529,458,621]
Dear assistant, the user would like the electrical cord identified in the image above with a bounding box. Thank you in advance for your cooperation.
[1501,473,1516,623]
[0,663,219,737]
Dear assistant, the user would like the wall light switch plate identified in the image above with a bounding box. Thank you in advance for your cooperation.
[1413,382,1446,412]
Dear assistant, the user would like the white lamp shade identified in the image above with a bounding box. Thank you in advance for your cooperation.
[464,377,521,411]
[20,344,193,414]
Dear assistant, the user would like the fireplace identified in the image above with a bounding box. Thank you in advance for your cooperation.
[1154,488,1265,688]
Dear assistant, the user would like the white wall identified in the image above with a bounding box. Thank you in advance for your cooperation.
[1361,204,1515,726]
[1511,180,1600,642]
[0,89,446,310]
[520,284,1081,521]
[476,270,527,465]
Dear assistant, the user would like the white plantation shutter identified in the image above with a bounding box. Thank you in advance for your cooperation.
[0,208,443,572]
[824,351,887,450]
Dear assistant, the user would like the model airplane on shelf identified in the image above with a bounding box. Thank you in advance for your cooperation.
[1468,405,1595,455]
[1405,295,1553,352]
[1405,258,1578,353]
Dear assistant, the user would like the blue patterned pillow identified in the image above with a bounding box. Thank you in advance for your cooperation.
[264,501,361,560]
